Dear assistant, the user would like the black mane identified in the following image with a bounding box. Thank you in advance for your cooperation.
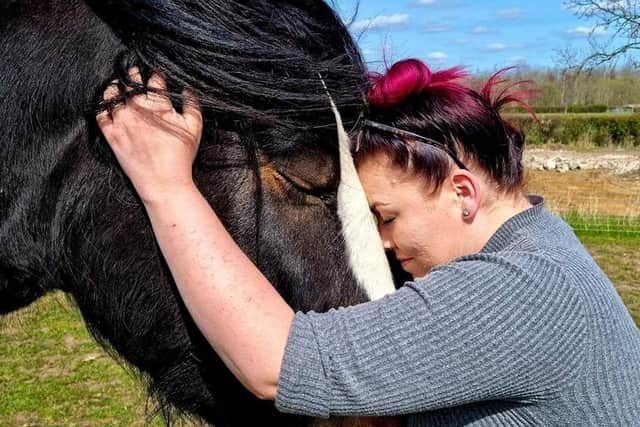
[89,0,366,135]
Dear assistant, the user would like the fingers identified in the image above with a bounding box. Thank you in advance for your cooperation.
[96,68,202,135]
[148,72,168,91]
[127,66,143,84]
[182,88,203,135]
[127,69,172,111]
[104,79,121,102]
[146,72,173,110]
[96,108,112,132]
[125,67,146,107]
[96,79,120,133]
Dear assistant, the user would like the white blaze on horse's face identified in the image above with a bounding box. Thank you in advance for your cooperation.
[327,97,396,300]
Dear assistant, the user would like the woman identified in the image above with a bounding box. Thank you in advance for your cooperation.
[97,59,640,425]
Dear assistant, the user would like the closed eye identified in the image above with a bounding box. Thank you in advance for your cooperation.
[371,212,395,227]
[278,171,336,206]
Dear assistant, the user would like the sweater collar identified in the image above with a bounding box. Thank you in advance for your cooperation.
[481,195,546,253]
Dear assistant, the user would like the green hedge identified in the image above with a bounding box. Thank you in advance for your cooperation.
[505,113,640,146]
[508,105,609,114]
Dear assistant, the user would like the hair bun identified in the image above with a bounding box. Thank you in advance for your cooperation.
[368,58,467,108]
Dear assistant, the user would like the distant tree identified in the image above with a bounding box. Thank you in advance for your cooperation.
[565,0,640,69]
[553,45,581,112]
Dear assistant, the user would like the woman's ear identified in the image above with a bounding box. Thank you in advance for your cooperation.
[451,170,480,221]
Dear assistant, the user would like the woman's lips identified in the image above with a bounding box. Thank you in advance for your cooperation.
[398,257,412,265]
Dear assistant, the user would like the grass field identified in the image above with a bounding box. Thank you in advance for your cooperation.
[0,295,162,427]
[509,112,637,119]
[1,169,638,426]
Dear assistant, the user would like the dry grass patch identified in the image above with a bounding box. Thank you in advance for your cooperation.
[525,169,640,219]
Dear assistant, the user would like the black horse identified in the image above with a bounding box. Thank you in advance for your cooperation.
[0,1,400,426]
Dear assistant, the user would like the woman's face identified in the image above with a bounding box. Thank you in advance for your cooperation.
[358,153,467,278]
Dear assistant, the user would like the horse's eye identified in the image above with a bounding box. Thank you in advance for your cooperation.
[319,193,336,207]
[278,171,335,207]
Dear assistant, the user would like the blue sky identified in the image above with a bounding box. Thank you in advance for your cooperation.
[333,0,628,72]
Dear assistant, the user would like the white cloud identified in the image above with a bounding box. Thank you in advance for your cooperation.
[472,25,490,34]
[484,42,508,51]
[481,42,523,52]
[566,25,608,37]
[351,14,410,31]
[414,0,464,8]
[453,38,471,45]
[510,56,528,63]
[427,51,449,60]
[497,8,521,19]
[424,22,451,33]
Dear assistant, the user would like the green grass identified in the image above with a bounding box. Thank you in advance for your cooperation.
[504,112,640,147]
[563,212,640,236]
[508,112,637,119]
[0,294,165,427]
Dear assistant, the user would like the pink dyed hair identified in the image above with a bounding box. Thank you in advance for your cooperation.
[368,59,469,108]
[357,58,538,193]
[367,58,537,117]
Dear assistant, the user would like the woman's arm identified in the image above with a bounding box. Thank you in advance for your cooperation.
[145,186,293,400]
[97,71,291,400]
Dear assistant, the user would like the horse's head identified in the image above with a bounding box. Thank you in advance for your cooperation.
[0,1,398,425]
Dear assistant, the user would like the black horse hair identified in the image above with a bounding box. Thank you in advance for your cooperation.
[89,0,367,140]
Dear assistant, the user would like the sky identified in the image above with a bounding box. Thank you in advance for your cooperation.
[332,0,629,72]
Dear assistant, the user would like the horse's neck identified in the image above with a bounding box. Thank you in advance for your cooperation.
[0,0,124,283]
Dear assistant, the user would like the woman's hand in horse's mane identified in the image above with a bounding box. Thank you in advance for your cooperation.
[96,67,203,205]
[96,67,292,402]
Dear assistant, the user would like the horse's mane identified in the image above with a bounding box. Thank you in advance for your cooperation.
[88,0,367,143]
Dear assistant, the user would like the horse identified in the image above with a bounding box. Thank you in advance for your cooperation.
[0,0,403,425]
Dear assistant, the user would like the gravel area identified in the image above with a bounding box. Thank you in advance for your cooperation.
[524,148,640,175]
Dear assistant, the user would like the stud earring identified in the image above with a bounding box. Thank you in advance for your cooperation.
[462,208,470,217]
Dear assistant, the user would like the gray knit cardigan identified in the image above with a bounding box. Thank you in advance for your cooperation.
[275,196,640,426]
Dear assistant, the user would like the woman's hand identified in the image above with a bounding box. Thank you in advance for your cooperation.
[96,68,203,205]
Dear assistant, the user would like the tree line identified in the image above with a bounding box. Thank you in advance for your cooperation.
[469,0,640,112]
[469,65,640,112]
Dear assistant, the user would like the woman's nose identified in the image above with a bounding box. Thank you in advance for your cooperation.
[377,225,394,250]
[381,234,394,250]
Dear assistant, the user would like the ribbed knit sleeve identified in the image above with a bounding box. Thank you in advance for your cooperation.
[275,253,588,417]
